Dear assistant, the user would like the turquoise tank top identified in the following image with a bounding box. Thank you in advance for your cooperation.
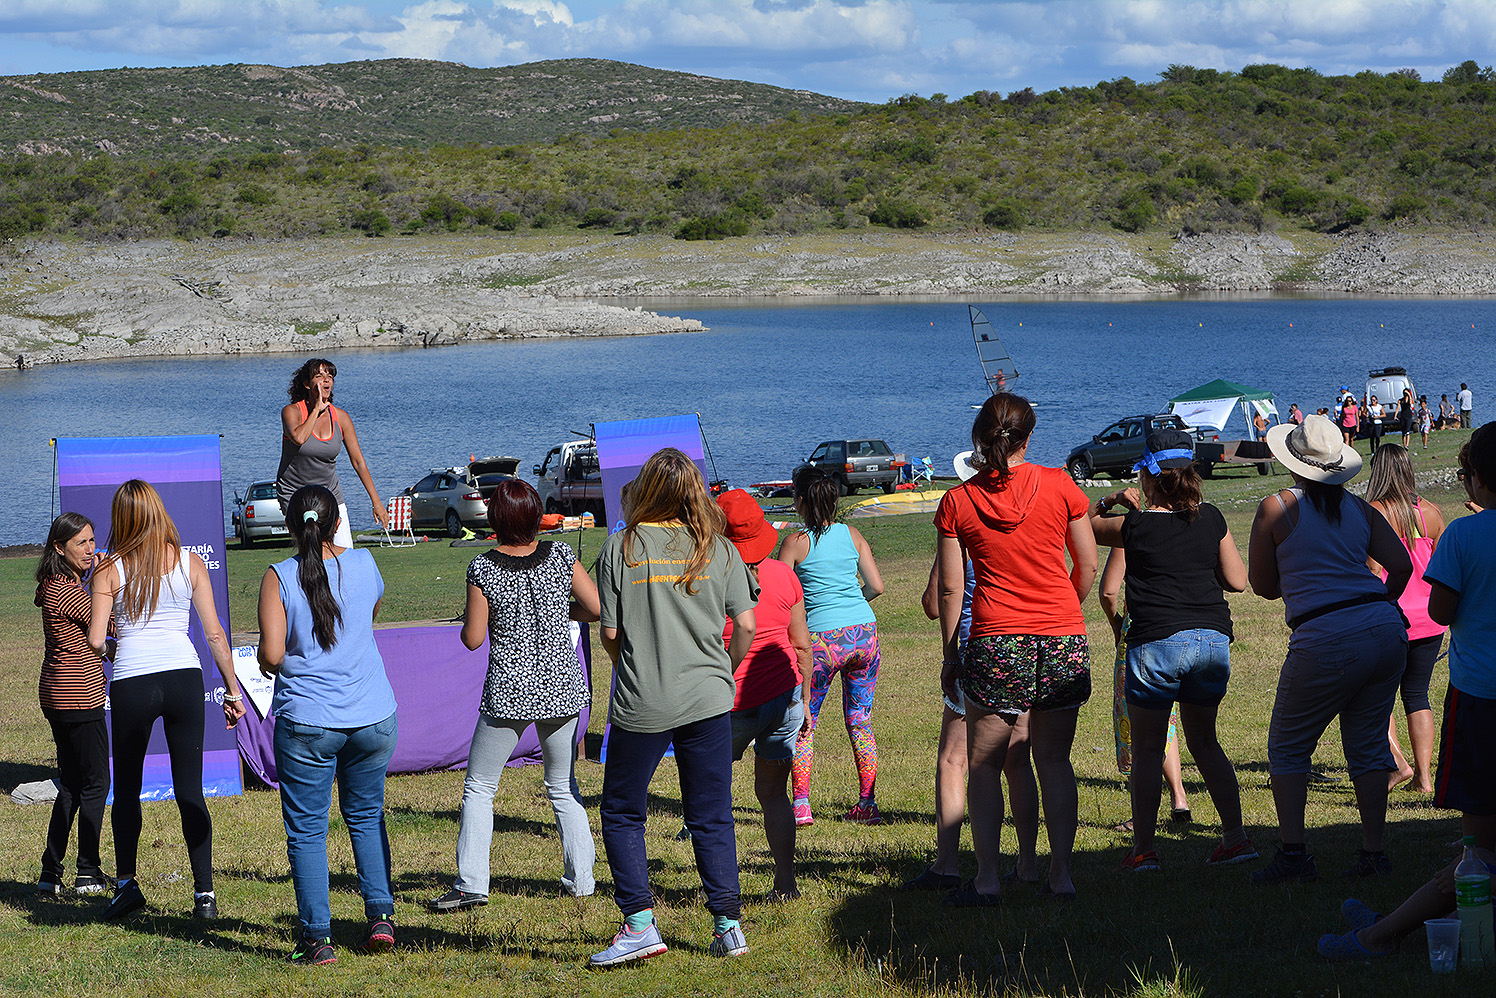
[795,523,875,633]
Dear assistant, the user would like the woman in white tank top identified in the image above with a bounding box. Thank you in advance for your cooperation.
[87,480,245,922]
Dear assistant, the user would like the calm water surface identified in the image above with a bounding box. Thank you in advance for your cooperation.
[2,295,1491,547]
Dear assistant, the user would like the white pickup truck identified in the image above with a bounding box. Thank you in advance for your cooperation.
[534,440,606,517]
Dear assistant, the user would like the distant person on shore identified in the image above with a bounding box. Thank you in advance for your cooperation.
[1288,403,1303,425]
[1320,423,1496,958]
[431,479,600,915]
[1090,429,1251,872]
[1397,388,1415,448]
[34,513,114,897]
[1339,395,1359,447]
[277,358,389,548]
[934,393,1097,904]
[1418,396,1432,448]
[591,448,757,965]
[87,480,246,921]
[1458,383,1474,428]
[1253,410,1270,441]
[779,467,885,826]
[1364,444,1446,794]
[909,452,1041,891]
[1366,396,1385,452]
[257,485,399,965]
[717,489,810,901]
[1248,417,1411,883]
[1438,393,1456,430]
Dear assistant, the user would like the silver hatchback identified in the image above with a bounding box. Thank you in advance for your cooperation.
[402,457,520,537]
[232,480,289,546]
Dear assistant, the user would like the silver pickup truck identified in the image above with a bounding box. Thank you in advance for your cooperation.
[534,440,606,517]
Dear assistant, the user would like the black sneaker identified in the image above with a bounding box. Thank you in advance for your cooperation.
[1250,847,1319,884]
[363,916,395,953]
[37,876,64,896]
[1341,849,1393,878]
[428,888,488,912]
[289,934,336,966]
[193,893,218,920]
[74,874,116,896]
[102,879,147,920]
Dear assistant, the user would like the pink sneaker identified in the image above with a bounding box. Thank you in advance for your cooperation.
[844,801,883,825]
[793,800,813,827]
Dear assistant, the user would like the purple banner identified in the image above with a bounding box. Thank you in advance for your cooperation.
[57,435,241,801]
[593,414,707,535]
[235,622,593,787]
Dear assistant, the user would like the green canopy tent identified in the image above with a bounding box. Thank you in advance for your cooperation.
[1169,378,1279,432]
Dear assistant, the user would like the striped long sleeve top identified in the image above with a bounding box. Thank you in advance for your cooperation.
[36,574,111,714]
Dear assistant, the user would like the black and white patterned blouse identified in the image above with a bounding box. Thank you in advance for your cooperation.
[467,542,589,721]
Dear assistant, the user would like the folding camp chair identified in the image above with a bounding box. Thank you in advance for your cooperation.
[914,456,935,487]
[381,495,416,547]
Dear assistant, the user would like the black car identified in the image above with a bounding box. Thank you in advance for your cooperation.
[1065,414,1205,482]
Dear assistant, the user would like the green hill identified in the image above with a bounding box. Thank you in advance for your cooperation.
[2,59,1495,243]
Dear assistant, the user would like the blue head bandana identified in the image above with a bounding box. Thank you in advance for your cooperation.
[1133,448,1194,475]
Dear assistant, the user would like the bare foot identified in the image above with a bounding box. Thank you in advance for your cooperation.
[1388,767,1415,792]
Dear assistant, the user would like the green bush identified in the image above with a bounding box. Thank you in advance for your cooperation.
[159,190,201,214]
[235,184,275,205]
[420,192,470,230]
[495,211,521,231]
[674,211,750,240]
[867,197,927,228]
[350,208,392,236]
[1384,193,1427,219]
[981,199,1024,230]
[1113,189,1155,231]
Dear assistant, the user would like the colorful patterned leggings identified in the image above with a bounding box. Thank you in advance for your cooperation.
[793,622,880,802]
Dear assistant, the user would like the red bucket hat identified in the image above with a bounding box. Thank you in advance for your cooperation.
[716,489,779,564]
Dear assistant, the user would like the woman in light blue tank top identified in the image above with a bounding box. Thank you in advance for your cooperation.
[777,468,884,826]
[257,485,399,964]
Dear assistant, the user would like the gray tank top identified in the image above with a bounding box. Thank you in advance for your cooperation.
[277,402,346,507]
[1274,486,1397,637]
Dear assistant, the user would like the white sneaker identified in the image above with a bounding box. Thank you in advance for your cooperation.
[589,919,668,967]
[709,924,749,957]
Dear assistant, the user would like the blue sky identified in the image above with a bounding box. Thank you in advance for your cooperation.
[1,1,1493,103]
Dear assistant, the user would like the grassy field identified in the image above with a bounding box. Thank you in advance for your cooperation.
[0,429,1481,997]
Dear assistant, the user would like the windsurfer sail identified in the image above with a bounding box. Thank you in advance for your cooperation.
[969,305,1018,395]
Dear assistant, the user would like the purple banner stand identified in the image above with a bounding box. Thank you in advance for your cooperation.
[236,622,592,788]
[57,435,241,802]
[594,414,708,535]
[592,415,707,763]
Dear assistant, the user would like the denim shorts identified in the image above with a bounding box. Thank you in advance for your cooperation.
[1124,628,1232,710]
[730,685,803,762]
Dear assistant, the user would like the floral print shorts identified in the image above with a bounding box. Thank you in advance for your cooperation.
[962,633,1091,715]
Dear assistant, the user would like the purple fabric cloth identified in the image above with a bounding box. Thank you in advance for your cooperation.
[237,622,592,789]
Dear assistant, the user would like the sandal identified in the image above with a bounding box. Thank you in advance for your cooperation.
[1317,930,1392,960]
[1112,818,1134,833]
[902,866,961,891]
[944,881,1001,908]
[1037,881,1077,902]
[1170,807,1192,825]
[1341,898,1383,932]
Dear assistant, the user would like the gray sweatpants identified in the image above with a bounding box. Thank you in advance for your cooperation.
[455,714,595,897]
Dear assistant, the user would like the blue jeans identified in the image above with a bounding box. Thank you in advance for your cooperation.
[1124,628,1232,709]
[274,713,398,937]
[600,713,739,920]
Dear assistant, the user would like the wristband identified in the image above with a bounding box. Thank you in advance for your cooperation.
[223,694,243,702]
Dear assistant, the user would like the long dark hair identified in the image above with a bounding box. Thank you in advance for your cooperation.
[1140,467,1202,521]
[970,393,1036,483]
[36,512,94,583]
[792,466,839,539]
[286,485,343,650]
[1299,479,1344,523]
[287,358,336,405]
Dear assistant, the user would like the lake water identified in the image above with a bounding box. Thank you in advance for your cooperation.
[1,294,1490,547]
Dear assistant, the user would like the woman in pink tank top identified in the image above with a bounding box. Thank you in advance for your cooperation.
[1366,444,1448,794]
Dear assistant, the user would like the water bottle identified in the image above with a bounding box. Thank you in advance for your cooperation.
[1455,835,1496,970]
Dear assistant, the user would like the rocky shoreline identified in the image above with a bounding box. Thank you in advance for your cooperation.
[4,228,1496,366]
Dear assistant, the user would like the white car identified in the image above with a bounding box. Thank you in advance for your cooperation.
[232,480,289,546]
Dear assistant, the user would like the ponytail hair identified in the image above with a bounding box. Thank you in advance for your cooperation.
[286,485,343,650]
[970,393,1036,483]
[792,466,840,539]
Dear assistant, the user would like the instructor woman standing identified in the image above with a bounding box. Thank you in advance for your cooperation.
[277,358,388,547]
